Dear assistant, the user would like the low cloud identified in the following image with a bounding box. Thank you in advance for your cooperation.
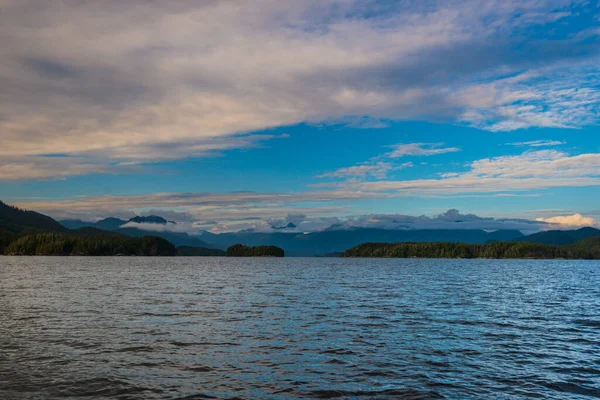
[329,209,546,232]
[120,221,192,233]
[536,213,597,228]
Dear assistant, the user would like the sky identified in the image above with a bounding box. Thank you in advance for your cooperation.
[1,0,599,233]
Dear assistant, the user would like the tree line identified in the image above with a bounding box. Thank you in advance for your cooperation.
[341,238,600,259]
[226,244,284,257]
[3,232,177,256]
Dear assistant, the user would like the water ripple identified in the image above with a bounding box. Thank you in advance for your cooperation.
[1,257,599,399]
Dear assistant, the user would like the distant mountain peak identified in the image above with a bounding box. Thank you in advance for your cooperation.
[271,222,296,230]
[127,215,176,225]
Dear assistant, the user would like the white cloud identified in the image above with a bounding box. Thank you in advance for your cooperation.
[357,150,600,194]
[334,209,547,232]
[317,161,413,179]
[455,66,600,131]
[12,148,600,230]
[119,221,195,234]
[0,0,598,180]
[536,213,597,228]
[387,143,461,158]
[507,140,566,147]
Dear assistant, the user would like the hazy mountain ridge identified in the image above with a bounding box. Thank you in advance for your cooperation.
[2,201,597,257]
[197,228,526,256]
[59,215,206,247]
[127,216,176,225]
[514,227,600,245]
[59,211,600,256]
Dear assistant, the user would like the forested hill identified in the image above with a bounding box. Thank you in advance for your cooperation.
[0,201,65,234]
[0,201,176,256]
[341,237,600,259]
[515,227,600,245]
[226,244,284,257]
[5,232,177,256]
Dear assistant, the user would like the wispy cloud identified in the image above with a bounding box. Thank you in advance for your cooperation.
[316,141,458,182]
[317,161,413,180]
[333,150,600,194]
[387,143,461,158]
[507,140,566,147]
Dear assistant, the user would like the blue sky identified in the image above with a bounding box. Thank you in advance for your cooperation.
[1,0,599,232]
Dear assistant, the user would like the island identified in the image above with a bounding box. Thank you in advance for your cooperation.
[4,232,177,256]
[226,244,284,257]
[341,238,600,259]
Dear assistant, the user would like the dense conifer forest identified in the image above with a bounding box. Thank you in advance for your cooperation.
[341,238,600,259]
[4,233,177,256]
[226,244,285,257]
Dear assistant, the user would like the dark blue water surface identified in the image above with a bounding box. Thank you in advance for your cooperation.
[1,257,599,399]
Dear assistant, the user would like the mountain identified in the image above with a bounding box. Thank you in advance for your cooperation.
[115,227,210,248]
[200,228,525,256]
[0,201,66,234]
[60,216,174,231]
[516,227,600,245]
[60,217,127,231]
[0,201,178,256]
[485,230,525,242]
[60,219,93,230]
[59,214,210,248]
[128,216,175,225]
[271,222,297,230]
[95,217,128,230]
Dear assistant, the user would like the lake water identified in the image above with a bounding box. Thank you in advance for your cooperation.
[1,257,599,399]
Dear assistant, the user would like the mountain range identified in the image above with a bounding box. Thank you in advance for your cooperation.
[58,212,600,256]
[2,200,599,257]
[514,227,600,245]
[60,215,531,256]
[60,216,209,248]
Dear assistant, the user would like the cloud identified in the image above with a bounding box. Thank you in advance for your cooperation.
[455,66,600,131]
[316,141,456,182]
[357,150,600,194]
[13,191,369,232]
[507,140,566,147]
[11,147,600,230]
[317,161,413,179]
[0,0,599,179]
[536,213,597,228]
[333,209,548,232]
[0,134,288,180]
[387,143,461,158]
[120,221,192,233]
[9,184,594,234]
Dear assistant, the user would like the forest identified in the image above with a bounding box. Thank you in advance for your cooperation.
[226,244,285,257]
[4,232,177,256]
[341,238,600,259]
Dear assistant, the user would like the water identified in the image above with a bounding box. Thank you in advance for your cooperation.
[1,257,599,399]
